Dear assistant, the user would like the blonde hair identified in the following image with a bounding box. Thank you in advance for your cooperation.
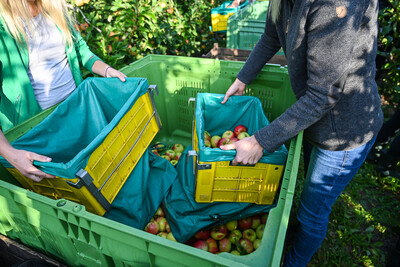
[270,0,282,23]
[0,0,74,47]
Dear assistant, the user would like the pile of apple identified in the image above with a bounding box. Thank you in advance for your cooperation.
[151,142,185,166]
[144,206,177,242]
[187,213,268,255]
[204,125,250,148]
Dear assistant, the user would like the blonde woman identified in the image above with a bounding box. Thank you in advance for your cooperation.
[0,0,126,182]
[221,0,383,266]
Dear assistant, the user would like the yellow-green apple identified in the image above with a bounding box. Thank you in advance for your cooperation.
[228,229,242,244]
[217,137,230,148]
[145,221,159,235]
[237,132,250,140]
[193,240,208,251]
[251,215,261,229]
[204,131,211,141]
[218,238,232,252]
[234,125,248,137]
[194,229,210,240]
[253,239,261,250]
[243,228,256,242]
[165,221,171,233]
[206,237,218,254]
[239,239,254,254]
[210,225,228,240]
[172,144,184,153]
[155,206,165,217]
[238,217,252,230]
[161,155,171,161]
[225,220,238,231]
[256,224,265,239]
[157,232,168,238]
[154,141,165,152]
[204,139,212,148]
[231,250,240,255]
[165,149,176,160]
[167,232,176,241]
[156,217,167,232]
[211,136,221,148]
[222,130,235,139]
[170,159,178,166]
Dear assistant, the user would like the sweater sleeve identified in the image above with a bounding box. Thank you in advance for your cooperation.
[255,1,372,152]
[72,29,102,73]
[236,2,281,84]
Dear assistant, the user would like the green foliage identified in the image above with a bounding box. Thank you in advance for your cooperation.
[68,0,224,70]
[377,0,400,105]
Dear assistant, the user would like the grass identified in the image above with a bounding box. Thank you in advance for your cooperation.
[287,154,400,266]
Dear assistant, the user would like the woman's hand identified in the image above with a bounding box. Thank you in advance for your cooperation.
[221,78,246,104]
[220,135,264,165]
[105,66,127,82]
[5,148,56,182]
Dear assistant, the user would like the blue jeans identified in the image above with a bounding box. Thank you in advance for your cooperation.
[283,136,377,266]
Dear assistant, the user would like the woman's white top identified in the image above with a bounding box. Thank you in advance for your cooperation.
[25,13,76,110]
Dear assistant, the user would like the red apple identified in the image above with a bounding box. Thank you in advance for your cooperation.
[261,213,268,224]
[204,131,211,141]
[174,152,182,160]
[217,137,230,148]
[228,137,239,144]
[193,240,208,251]
[204,139,212,148]
[228,229,242,244]
[145,221,159,235]
[222,130,235,139]
[161,155,171,161]
[157,232,168,239]
[210,136,221,148]
[238,217,253,230]
[154,141,165,152]
[254,239,262,250]
[238,239,254,254]
[194,229,210,240]
[237,132,250,140]
[243,228,257,242]
[225,220,238,231]
[151,149,159,156]
[234,125,248,137]
[172,144,184,153]
[218,238,232,252]
[165,149,176,160]
[210,225,228,240]
[170,159,178,166]
[155,207,165,217]
[251,215,261,229]
[206,238,218,254]
[156,217,167,232]
[256,224,265,239]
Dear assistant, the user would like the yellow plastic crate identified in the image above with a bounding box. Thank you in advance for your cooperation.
[191,121,284,205]
[211,1,248,33]
[6,86,161,215]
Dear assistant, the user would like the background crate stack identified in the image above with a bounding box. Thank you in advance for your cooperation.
[211,0,248,33]
[0,55,301,267]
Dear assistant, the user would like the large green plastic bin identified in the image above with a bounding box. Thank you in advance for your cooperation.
[226,0,284,55]
[0,55,302,267]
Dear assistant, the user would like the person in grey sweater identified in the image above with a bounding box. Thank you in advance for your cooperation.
[220,0,383,265]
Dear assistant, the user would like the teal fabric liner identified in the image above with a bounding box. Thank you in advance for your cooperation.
[104,149,177,230]
[0,77,149,179]
[195,93,288,165]
[211,0,249,15]
[162,146,276,243]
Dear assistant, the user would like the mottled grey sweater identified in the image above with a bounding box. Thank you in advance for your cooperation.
[237,0,383,152]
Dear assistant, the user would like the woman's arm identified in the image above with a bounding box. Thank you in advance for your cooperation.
[91,60,126,82]
[0,130,56,182]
